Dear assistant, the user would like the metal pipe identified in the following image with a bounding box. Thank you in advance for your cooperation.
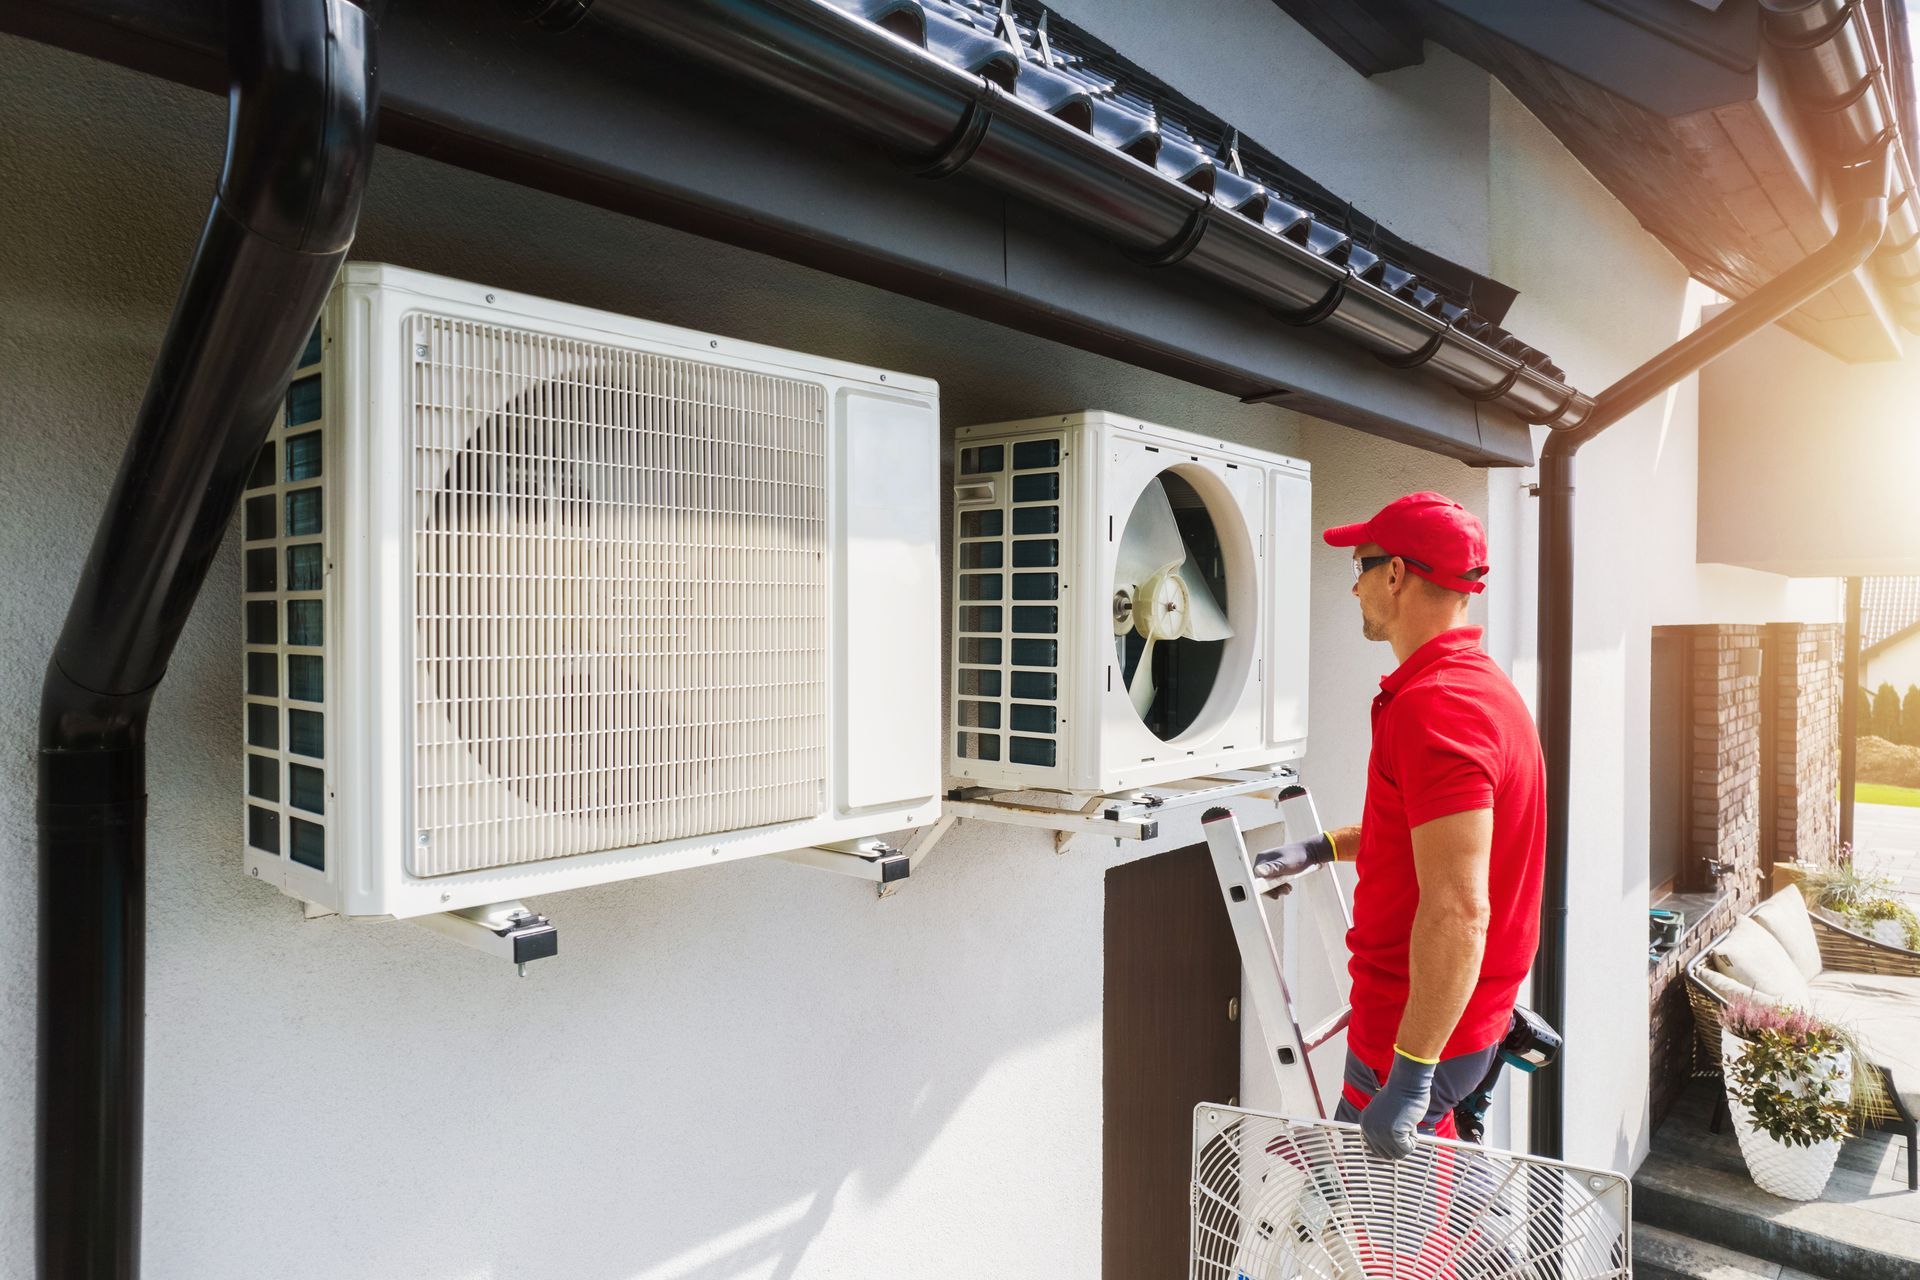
[36,4,376,1274]
[515,0,1598,428]
[1528,153,1889,1160]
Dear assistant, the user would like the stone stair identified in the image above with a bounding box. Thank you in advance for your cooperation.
[1632,1223,1821,1280]
[1632,1146,1920,1280]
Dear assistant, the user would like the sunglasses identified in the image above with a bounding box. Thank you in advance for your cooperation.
[1352,553,1431,581]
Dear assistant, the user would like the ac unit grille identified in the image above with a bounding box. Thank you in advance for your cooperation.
[408,315,829,876]
[241,322,329,875]
[953,435,1062,770]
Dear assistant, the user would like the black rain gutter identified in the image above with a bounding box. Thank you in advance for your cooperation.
[36,3,376,1275]
[510,0,1600,430]
[1527,147,1891,1160]
[1762,0,1920,328]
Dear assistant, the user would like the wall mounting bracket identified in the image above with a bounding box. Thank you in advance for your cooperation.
[918,763,1302,861]
[772,838,912,884]
[412,901,558,976]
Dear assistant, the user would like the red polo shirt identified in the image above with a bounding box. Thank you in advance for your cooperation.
[1345,626,1546,1071]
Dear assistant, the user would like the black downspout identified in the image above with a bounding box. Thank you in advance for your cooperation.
[1528,151,1891,1160]
[1839,576,1862,853]
[36,4,377,1276]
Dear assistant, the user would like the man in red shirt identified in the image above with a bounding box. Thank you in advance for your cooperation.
[1253,491,1546,1160]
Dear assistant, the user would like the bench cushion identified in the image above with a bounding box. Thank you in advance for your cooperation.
[1752,886,1824,980]
[1806,972,1920,1115]
[1711,916,1812,1005]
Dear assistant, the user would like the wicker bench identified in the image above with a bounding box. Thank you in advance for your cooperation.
[1685,886,1920,1190]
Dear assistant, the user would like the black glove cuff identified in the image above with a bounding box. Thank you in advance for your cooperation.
[1304,832,1336,866]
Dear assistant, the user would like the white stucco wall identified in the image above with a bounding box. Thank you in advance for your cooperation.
[0,31,1489,1278]
[1486,85,1842,1175]
[1699,319,1920,578]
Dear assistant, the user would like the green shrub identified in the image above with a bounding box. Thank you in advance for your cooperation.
[1873,682,1903,742]
[1905,686,1920,748]
[1849,896,1920,950]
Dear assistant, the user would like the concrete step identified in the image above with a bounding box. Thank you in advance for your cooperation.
[1632,1223,1821,1280]
[1633,1148,1920,1280]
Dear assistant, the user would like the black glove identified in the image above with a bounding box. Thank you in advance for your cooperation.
[1251,831,1336,881]
[1359,1048,1436,1160]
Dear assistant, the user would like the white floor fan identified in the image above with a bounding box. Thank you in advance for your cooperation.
[1190,810,1632,1280]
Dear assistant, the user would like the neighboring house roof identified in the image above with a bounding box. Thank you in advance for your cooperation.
[1863,576,1920,655]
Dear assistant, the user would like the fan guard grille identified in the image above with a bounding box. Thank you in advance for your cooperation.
[1192,1108,1630,1280]
[409,314,829,875]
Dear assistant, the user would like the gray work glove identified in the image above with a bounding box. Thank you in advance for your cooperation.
[1359,1050,1437,1160]
[1250,831,1335,881]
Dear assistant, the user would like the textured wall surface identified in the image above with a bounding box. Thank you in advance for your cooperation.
[0,30,1489,1279]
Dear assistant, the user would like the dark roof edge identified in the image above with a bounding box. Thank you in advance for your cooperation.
[1763,0,1920,332]
[1023,2,1518,325]
[518,0,1596,429]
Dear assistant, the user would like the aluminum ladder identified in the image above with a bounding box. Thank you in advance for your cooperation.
[1201,788,1352,1119]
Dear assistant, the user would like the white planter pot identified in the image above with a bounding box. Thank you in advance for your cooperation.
[1865,919,1911,949]
[1721,1031,1851,1201]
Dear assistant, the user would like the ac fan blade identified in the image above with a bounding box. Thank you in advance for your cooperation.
[1129,635,1158,716]
[1115,477,1187,590]
[1180,565,1232,642]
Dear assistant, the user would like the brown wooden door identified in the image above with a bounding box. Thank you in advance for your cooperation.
[1103,843,1243,1280]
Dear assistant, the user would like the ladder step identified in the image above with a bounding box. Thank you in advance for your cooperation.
[1304,1009,1350,1051]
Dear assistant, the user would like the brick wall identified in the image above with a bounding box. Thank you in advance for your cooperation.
[1648,626,1766,1129]
[1770,622,1842,870]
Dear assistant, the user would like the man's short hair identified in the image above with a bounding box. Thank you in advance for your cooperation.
[1415,565,1486,599]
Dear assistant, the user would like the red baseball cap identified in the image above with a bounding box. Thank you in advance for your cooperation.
[1322,491,1489,595]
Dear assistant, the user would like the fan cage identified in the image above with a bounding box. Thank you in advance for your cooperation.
[407,314,831,876]
[1191,1108,1630,1280]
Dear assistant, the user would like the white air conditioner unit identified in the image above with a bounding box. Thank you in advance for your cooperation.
[948,412,1309,795]
[239,263,942,919]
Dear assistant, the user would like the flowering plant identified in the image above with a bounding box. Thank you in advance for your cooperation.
[1722,996,1850,1148]
[1796,858,1920,949]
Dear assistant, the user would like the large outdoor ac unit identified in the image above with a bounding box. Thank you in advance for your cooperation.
[949,412,1309,795]
[239,264,941,919]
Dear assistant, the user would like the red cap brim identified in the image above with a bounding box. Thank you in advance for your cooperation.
[1321,521,1371,548]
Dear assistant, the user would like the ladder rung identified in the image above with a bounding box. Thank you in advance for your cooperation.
[1304,1008,1351,1051]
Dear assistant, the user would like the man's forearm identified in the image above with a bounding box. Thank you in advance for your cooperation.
[1395,903,1486,1061]
[1326,823,1361,861]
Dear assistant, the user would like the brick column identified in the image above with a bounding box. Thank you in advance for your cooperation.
[1690,626,1764,894]
[1768,622,1841,870]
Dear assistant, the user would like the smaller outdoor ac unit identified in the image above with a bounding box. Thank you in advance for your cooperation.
[949,412,1309,795]
[239,264,941,918]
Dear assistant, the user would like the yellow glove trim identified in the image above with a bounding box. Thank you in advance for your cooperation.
[1324,830,1340,862]
[1393,1044,1442,1066]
